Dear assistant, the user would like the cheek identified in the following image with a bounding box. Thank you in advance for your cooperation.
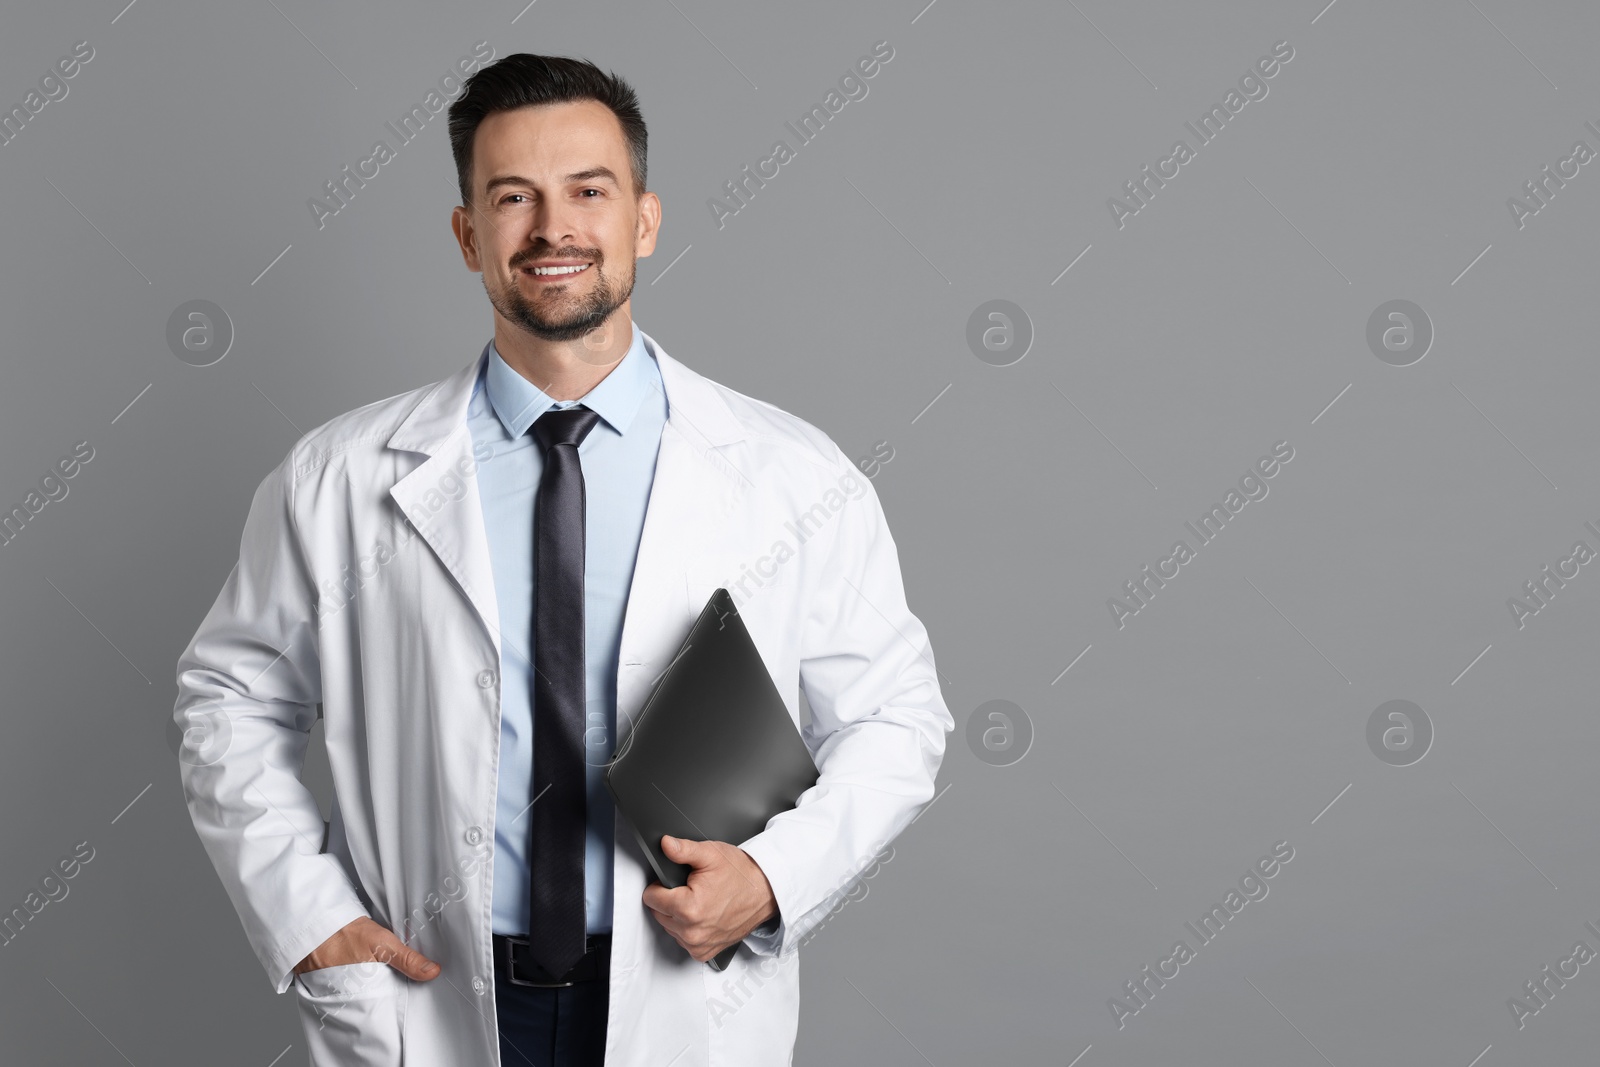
[601,231,634,262]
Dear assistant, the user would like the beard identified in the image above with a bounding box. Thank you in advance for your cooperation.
[486,249,636,343]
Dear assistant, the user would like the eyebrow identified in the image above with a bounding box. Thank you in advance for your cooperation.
[484,167,622,196]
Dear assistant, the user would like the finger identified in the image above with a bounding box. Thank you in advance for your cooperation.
[661,835,713,866]
[640,886,677,913]
[691,938,727,962]
[667,926,703,957]
[649,892,705,929]
[369,927,442,981]
[645,903,687,936]
[657,914,712,953]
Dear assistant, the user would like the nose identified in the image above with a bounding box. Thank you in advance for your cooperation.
[525,198,579,253]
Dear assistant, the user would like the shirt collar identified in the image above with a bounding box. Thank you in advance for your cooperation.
[480,320,657,440]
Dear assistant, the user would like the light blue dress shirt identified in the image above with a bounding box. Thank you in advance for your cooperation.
[467,321,667,936]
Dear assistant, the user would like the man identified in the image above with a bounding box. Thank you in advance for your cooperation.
[173,53,951,1066]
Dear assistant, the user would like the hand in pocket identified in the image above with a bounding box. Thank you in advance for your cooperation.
[294,915,441,981]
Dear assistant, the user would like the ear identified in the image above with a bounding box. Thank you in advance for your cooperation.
[451,203,484,272]
[634,190,662,259]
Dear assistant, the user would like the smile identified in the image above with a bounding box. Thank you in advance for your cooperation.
[522,263,592,277]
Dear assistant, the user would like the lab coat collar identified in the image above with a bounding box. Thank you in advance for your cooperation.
[385,325,745,457]
[383,324,753,668]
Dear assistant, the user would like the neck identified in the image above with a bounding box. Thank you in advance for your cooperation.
[493,307,634,400]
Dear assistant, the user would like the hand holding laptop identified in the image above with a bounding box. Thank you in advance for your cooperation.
[641,835,779,963]
[605,588,819,971]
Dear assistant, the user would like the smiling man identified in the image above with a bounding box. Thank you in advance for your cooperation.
[174,53,951,1067]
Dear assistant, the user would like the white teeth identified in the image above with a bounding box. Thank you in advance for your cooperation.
[528,263,590,276]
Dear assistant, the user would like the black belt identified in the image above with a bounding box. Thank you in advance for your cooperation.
[493,932,611,987]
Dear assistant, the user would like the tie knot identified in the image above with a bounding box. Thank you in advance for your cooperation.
[531,405,601,452]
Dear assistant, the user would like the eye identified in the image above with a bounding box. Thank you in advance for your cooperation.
[502,194,529,204]
[580,188,602,198]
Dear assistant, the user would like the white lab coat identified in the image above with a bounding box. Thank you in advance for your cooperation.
[173,329,953,1066]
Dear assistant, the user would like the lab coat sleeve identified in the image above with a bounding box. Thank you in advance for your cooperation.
[173,449,371,995]
[737,445,953,957]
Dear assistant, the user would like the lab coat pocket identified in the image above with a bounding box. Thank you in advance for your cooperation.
[292,960,408,1066]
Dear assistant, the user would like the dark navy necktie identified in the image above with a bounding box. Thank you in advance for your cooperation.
[527,404,601,976]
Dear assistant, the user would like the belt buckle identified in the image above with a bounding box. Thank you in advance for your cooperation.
[500,935,582,988]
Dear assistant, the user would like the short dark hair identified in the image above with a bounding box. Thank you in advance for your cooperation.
[447,53,647,209]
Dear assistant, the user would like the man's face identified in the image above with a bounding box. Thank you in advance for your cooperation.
[454,100,659,346]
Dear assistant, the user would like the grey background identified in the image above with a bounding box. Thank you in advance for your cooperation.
[1,0,1596,1064]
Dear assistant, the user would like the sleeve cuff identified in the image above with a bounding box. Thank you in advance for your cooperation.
[742,913,785,956]
[737,836,798,956]
[267,897,372,995]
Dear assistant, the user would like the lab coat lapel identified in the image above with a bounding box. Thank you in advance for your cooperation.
[615,332,750,731]
[385,346,503,660]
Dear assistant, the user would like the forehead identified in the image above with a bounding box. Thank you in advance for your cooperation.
[472,100,629,184]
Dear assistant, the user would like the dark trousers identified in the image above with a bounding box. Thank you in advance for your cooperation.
[494,947,608,1067]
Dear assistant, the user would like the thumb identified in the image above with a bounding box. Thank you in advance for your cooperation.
[370,927,442,982]
[661,834,703,861]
